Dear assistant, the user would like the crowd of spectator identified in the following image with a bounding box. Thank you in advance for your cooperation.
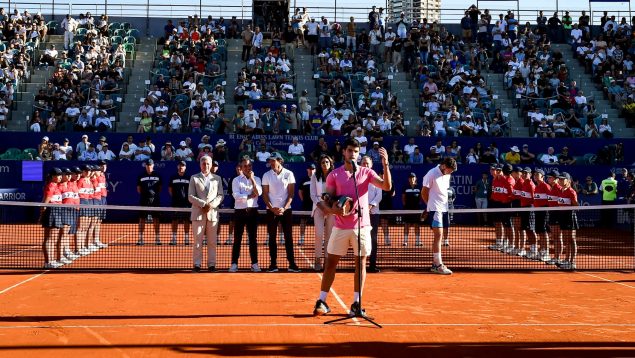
[0,7,49,130]
[27,11,135,133]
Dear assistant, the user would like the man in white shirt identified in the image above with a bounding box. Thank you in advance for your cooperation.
[377,113,392,133]
[337,103,354,121]
[168,113,182,132]
[61,14,77,49]
[175,141,194,161]
[252,26,263,54]
[403,137,417,156]
[353,127,368,155]
[244,103,259,129]
[255,144,272,162]
[540,147,559,165]
[97,144,116,161]
[53,143,68,160]
[421,157,457,275]
[370,87,384,106]
[288,137,305,162]
[229,157,262,272]
[262,152,300,272]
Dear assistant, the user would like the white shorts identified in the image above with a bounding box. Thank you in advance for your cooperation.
[327,226,372,257]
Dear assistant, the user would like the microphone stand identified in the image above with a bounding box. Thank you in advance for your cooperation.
[325,160,382,328]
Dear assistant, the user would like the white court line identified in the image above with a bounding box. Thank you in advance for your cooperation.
[0,271,49,295]
[1,323,635,329]
[83,326,131,358]
[579,272,635,289]
[297,247,358,325]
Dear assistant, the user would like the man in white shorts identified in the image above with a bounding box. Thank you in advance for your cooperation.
[313,138,392,317]
[421,157,458,275]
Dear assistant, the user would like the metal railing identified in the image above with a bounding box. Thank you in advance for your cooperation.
[5,1,635,27]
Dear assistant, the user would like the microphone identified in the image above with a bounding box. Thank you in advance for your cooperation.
[350,159,358,173]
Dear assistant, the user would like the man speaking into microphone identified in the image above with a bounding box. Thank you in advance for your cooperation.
[312,138,392,317]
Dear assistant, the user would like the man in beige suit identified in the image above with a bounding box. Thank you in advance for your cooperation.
[188,156,224,272]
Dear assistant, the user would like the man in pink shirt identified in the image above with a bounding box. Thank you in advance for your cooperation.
[312,138,392,317]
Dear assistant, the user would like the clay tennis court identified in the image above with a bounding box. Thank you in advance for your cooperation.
[0,268,634,357]
[1,218,634,357]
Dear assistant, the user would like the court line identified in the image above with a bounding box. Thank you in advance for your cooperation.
[297,246,358,324]
[0,271,48,295]
[83,326,132,358]
[1,323,635,329]
[578,272,635,289]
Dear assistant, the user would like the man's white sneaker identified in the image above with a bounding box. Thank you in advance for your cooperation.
[59,257,72,265]
[251,263,261,272]
[44,261,63,269]
[504,246,515,255]
[78,248,91,256]
[443,239,450,247]
[431,263,453,275]
[516,249,527,257]
[415,239,422,246]
[64,250,79,260]
[228,264,238,272]
[95,241,108,249]
[87,244,99,252]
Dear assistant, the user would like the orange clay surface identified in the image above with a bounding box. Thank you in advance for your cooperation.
[0,269,634,357]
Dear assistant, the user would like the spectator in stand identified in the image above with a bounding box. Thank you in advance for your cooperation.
[519,144,536,164]
[540,147,559,165]
[556,147,575,166]
[256,144,272,162]
[119,143,134,161]
[175,141,194,162]
[134,140,152,162]
[97,143,116,161]
[161,141,176,161]
[425,146,441,164]
[581,176,599,196]
[288,137,305,162]
[80,144,98,161]
[504,146,521,164]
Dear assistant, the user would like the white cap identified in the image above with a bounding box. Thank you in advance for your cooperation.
[179,141,187,146]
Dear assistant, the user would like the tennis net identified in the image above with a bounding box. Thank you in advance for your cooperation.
[0,202,633,271]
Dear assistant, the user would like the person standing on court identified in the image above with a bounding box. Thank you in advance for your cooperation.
[95,160,109,249]
[188,156,224,272]
[169,161,191,246]
[421,157,458,275]
[229,157,262,272]
[298,163,316,246]
[262,152,301,273]
[41,167,64,268]
[600,171,618,228]
[473,171,489,226]
[310,154,336,271]
[137,159,162,246]
[402,172,422,247]
[313,138,392,317]
[487,164,515,252]
[361,155,383,273]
